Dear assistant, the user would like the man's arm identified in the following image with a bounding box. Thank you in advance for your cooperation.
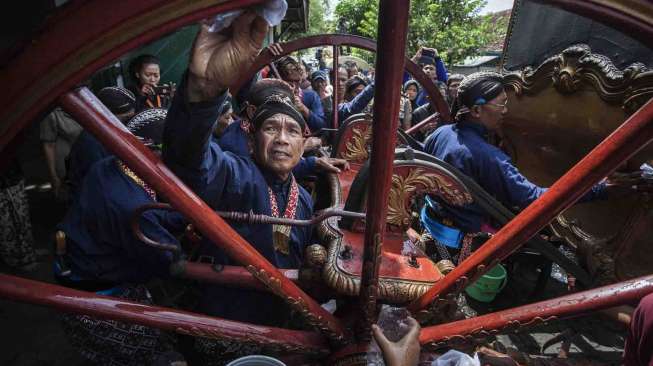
[338,83,375,122]
[162,12,267,195]
[302,91,326,132]
[40,112,61,194]
[435,57,448,83]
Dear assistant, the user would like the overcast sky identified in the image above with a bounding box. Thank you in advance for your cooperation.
[479,0,514,14]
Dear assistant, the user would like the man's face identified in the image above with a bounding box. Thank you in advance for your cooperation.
[282,62,302,83]
[422,64,436,80]
[477,90,508,132]
[448,80,461,100]
[254,113,304,180]
[337,69,348,95]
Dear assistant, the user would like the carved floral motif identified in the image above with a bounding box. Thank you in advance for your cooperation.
[341,125,372,162]
[387,168,473,228]
[504,44,653,114]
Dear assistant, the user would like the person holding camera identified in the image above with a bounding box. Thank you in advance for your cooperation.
[128,54,174,111]
[411,47,449,108]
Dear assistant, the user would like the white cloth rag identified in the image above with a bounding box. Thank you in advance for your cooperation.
[208,0,288,32]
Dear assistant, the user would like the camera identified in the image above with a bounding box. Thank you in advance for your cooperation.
[152,84,172,96]
[422,48,437,59]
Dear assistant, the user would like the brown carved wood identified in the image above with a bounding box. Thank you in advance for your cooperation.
[503,44,653,285]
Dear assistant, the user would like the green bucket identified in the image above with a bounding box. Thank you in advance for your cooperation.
[465,264,507,302]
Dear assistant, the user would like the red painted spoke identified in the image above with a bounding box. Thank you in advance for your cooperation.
[0,274,329,355]
[420,274,653,348]
[356,0,411,341]
[409,98,653,312]
[59,88,349,343]
[332,44,340,129]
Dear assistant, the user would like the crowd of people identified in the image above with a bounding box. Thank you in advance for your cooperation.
[2,8,652,366]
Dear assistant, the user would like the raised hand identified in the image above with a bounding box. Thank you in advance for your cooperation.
[315,157,350,174]
[188,11,268,102]
[372,317,421,366]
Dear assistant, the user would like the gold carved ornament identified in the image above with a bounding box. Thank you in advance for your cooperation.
[341,125,372,162]
[386,168,473,228]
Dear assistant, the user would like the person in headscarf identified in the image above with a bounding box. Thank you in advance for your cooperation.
[423,71,610,236]
[67,86,137,197]
[404,79,420,112]
[56,107,187,366]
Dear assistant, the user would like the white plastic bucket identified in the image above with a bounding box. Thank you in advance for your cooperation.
[226,355,286,366]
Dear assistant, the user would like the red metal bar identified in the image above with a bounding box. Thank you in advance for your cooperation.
[0,0,267,156]
[0,274,328,355]
[420,274,653,348]
[230,34,451,123]
[409,97,653,312]
[59,88,349,343]
[405,113,438,135]
[332,44,340,129]
[171,261,299,291]
[356,0,411,341]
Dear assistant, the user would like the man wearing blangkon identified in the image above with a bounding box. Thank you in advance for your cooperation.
[424,71,616,235]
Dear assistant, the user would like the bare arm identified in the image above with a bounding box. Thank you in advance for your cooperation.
[42,142,60,194]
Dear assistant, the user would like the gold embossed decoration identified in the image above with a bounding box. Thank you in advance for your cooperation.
[387,168,473,228]
[341,125,372,162]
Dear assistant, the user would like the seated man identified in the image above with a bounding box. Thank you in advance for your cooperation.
[57,108,186,366]
[274,56,326,132]
[424,71,609,234]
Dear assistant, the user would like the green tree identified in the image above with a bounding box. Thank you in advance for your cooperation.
[334,0,494,65]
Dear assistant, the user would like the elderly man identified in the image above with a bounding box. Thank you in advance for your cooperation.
[424,71,610,234]
[274,56,326,132]
[163,12,317,330]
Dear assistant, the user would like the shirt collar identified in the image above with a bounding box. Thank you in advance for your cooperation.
[261,167,292,192]
[457,119,489,139]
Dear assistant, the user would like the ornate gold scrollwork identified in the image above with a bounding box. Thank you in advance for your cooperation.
[341,125,372,162]
[504,44,653,114]
[387,168,473,228]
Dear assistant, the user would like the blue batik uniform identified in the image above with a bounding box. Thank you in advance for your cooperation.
[163,81,313,325]
[66,131,110,197]
[302,88,326,132]
[338,83,375,123]
[58,156,184,284]
[424,120,606,232]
